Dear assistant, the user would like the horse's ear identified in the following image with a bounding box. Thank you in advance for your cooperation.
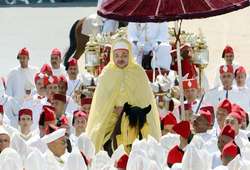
[142,105,151,115]
[123,102,131,112]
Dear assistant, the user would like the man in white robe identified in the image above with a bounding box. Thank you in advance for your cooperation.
[213,45,239,88]
[204,65,240,109]
[127,22,172,70]
[66,58,82,97]
[22,72,48,130]
[6,48,38,102]
[0,78,20,128]
[234,66,250,113]
[42,125,67,170]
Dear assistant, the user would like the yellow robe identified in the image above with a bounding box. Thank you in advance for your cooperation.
[85,39,161,152]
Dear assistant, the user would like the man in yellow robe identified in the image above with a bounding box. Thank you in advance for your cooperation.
[86,37,161,153]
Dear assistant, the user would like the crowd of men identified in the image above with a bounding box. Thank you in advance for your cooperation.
[1,21,250,170]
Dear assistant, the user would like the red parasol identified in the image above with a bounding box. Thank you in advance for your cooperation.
[98,0,249,22]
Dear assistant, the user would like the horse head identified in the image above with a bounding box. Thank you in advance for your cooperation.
[123,102,151,130]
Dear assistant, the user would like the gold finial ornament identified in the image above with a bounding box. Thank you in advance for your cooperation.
[84,34,100,75]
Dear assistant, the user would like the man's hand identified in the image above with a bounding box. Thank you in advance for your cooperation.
[113,106,124,115]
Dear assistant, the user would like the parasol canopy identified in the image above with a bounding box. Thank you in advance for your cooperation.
[98,0,250,22]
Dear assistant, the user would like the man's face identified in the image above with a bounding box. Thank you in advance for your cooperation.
[216,108,228,129]
[19,55,29,68]
[162,125,174,135]
[184,88,198,102]
[235,73,246,87]
[113,50,129,69]
[74,116,87,131]
[19,115,32,130]
[52,100,65,117]
[50,55,61,69]
[0,134,10,152]
[224,116,240,135]
[35,78,46,94]
[217,135,233,151]
[81,104,91,114]
[46,84,59,99]
[51,136,67,157]
[58,82,67,95]
[224,53,234,65]
[67,65,79,80]
[220,72,234,89]
[192,115,209,133]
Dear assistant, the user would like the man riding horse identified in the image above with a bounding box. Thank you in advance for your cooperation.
[85,38,161,154]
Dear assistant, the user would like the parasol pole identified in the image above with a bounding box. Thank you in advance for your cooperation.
[175,20,185,120]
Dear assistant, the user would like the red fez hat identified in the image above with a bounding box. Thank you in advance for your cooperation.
[43,105,55,112]
[19,108,33,119]
[199,109,212,125]
[51,48,61,58]
[218,99,232,114]
[40,64,53,76]
[219,65,234,74]
[73,110,87,119]
[167,145,184,165]
[228,112,242,124]
[222,45,234,58]
[81,97,92,106]
[182,79,198,89]
[222,142,238,158]
[235,66,246,76]
[116,154,129,169]
[34,73,49,86]
[200,105,214,115]
[161,112,177,126]
[220,124,236,139]
[173,121,191,139]
[53,93,66,103]
[43,106,56,122]
[48,76,59,85]
[0,105,3,113]
[18,47,29,57]
[68,58,78,67]
[232,104,246,118]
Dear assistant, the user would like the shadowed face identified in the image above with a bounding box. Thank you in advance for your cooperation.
[50,55,61,69]
[19,55,29,68]
[224,53,234,65]
[67,65,79,80]
[184,88,198,102]
[73,116,87,130]
[19,115,33,130]
[113,49,129,69]
[216,108,229,129]
[220,72,233,89]
[193,115,209,133]
[235,72,246,87]
[224,116,240,135]
[0,134,10,153]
